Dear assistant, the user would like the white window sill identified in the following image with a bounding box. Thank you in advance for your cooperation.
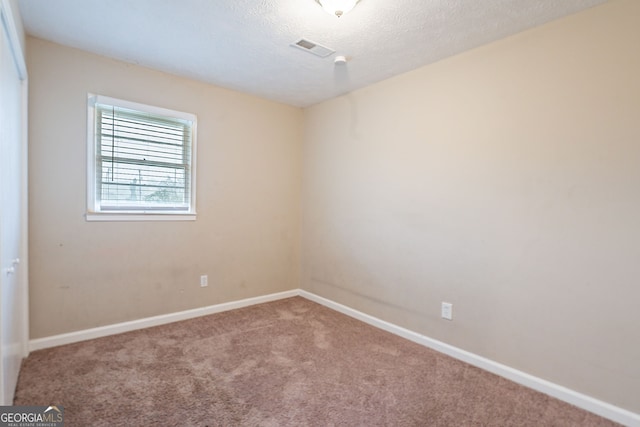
[85,212,196,222]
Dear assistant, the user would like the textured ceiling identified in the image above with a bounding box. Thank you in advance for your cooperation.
[18,0,607,107]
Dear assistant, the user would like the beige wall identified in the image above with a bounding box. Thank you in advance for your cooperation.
[302,0,640,413]
[28,38,302,339]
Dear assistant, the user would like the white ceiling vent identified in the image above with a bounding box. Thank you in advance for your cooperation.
[291,38,335,58]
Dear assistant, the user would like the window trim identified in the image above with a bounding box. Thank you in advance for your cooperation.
[86,94,197,221]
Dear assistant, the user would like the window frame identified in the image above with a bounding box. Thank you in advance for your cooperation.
[86,94,197,221]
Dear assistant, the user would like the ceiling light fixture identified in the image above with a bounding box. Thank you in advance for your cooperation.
[334,55,347,65]
[315,0,360,18]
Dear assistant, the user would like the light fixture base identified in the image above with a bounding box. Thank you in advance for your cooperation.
[315,0,360,18]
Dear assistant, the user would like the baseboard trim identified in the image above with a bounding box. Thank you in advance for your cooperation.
[299,290,640,427]
[28,289,298,353]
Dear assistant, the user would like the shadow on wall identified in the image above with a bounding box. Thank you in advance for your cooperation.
[333,60,360,140]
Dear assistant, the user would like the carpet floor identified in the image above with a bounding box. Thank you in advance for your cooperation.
[15,297,620,426]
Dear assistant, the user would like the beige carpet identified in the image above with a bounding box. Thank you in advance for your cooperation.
[15,297,620,426]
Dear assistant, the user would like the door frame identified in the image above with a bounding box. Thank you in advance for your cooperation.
[0,0,29,405]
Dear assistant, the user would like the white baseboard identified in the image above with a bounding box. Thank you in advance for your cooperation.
[28,288,639,426]
[28,289,298,352]
[299,290,640,427]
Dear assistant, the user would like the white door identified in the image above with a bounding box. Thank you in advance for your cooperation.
[0,4,27,405]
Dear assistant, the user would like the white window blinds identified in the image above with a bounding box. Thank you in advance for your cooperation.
[88,95,197,218]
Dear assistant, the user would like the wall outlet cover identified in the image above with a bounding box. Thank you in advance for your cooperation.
[441,302,453,320]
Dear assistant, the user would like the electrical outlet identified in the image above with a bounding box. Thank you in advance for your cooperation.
[441,302,453,320]
[200,275,208,287]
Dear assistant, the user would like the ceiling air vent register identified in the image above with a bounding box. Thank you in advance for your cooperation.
[291,39,335,58]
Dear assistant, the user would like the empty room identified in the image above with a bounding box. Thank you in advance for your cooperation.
[0,0,638,425]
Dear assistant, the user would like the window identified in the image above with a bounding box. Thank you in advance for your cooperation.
[87,95,197,221]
